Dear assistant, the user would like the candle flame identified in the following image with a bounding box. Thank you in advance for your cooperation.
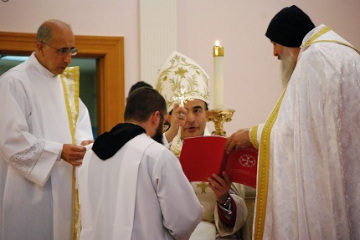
[215,40,221,46]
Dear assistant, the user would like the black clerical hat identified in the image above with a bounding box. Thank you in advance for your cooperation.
[265,5,315,47]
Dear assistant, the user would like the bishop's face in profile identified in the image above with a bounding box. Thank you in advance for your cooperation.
[180,99,209,139]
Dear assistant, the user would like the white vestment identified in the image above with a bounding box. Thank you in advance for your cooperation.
[0,53,93,240]
[78,133,202,240]
[251,25,360,240]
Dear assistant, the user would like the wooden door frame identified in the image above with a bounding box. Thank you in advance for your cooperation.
[0,31,124,134]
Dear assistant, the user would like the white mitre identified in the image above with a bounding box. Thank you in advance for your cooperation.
[155,51,210,112]
[155,51,210,156]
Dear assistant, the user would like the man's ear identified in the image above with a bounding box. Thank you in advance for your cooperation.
[36,42,42,49]
[36,42,45,56]
[205,110,210,120]
[151,111,160,125]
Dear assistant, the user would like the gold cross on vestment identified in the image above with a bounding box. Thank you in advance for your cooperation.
[173,94,186,107]
[196,182,208,194]
[172,86,190,107]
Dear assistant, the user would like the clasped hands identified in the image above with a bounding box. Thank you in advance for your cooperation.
[61,140,93,166]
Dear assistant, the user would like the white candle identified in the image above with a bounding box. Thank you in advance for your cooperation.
[213,40,224,109]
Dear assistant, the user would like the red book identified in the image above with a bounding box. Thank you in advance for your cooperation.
[179,135,258,188]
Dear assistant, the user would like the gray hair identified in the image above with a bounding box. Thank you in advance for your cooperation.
[36,22,52,43]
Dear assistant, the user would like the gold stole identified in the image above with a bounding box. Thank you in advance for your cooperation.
[302,26,360,54]
[250,125,259,149]
[60,66,80,240]
[253,89,286,240]
[253,26,359,240]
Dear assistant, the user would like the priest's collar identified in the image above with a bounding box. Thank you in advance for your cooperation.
[30,52,58,78]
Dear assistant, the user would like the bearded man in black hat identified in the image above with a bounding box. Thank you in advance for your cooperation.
[227,5,360,240]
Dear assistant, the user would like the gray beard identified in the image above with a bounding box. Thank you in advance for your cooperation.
[281,58,296,88]
[280,50,297,88]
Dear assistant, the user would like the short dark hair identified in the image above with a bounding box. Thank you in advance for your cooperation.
[128,81,153,96]
[124,87,167,122]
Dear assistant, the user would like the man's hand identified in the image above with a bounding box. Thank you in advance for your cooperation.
[226,128,251,153]
[164,103,187,142]
[208,171,232,204]
[61,144,87,166]
[80,139,94,146]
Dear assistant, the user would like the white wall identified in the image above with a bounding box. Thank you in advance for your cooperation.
[1,0,359,135]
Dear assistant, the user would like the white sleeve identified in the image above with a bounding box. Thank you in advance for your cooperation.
[0,76,61,187]
[249,123,264,149]
[256,123,264,143]
[154,150,202,240]
[75,99,94,144]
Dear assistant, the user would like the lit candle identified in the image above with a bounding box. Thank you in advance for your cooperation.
[213,40,224,109]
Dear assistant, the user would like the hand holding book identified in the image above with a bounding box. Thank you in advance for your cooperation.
[179,136,258,188]
[208,171,232,204]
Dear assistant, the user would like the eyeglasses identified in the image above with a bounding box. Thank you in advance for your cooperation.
[159,113,170,132]
[42,42,78,56]
[163,120,170,132]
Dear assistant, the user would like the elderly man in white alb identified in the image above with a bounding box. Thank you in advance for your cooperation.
[0,19,93,240]
[155,51,249,240]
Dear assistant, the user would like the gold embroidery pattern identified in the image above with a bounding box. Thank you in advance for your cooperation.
[60,66,80,240]
[155,52,209,111]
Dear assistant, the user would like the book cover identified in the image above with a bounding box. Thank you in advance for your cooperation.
[179,135,258,188]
